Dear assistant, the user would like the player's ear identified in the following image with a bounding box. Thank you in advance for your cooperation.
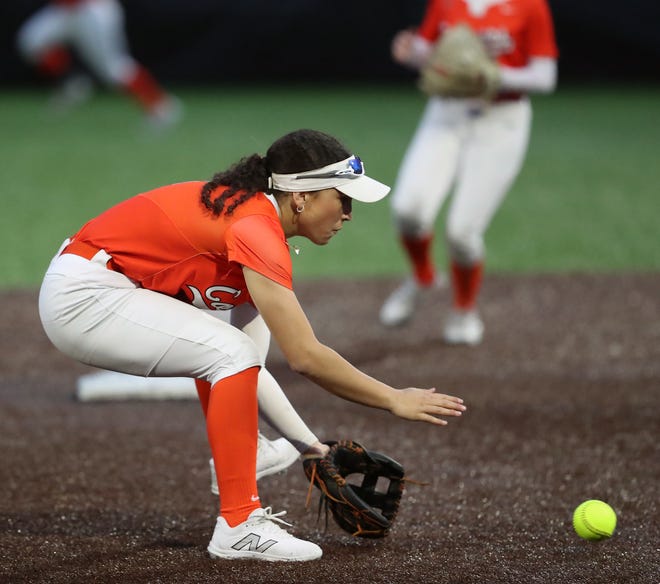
[291,192,308,210]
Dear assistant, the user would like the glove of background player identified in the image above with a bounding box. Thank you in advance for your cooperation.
[303,440,405,538]
[419,24,501,98]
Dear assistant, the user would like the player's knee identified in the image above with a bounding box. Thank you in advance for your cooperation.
[100,58,136,87]
[394,214,430,238]
[206,334,262,386]
[446,227,483,264]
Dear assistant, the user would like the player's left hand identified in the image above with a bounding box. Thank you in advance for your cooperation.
[390,387,466,425]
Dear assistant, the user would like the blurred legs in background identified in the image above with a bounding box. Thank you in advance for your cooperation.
[16,0,182,129]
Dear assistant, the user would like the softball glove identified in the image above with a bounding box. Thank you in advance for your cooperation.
[303,440,405,538]
[419,24,501,98]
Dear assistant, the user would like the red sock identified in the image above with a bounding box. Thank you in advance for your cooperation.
[450,261,483,310]
[37,47,71,77]
[401,234,435,286]
[206,367,260,527]
[122,65,167,112]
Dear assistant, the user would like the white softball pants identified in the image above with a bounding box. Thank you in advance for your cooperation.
[391,96,532,264]
[16,0,137,86]
[39,242,318,451]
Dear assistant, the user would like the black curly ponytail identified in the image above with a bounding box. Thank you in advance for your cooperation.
[201,153,269,216]
[201,129,351,216]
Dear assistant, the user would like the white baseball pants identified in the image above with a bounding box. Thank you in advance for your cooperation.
[39,241,319,451]
[391,96,532,263]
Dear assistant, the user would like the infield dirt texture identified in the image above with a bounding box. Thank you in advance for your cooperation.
[1,273,658,583]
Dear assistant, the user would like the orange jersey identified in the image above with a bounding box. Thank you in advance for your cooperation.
[71,182,293,310]
[418,0,558,67]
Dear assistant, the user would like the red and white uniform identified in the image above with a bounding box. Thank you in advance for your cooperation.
[16,0,138,86]
[16,0,175,121]
[39,183,293,384]
[418,0,557,69]
[391,0,558,262]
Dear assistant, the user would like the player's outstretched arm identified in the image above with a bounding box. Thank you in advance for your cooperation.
[244,267,466,425]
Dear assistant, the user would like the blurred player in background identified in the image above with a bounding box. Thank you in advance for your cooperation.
[380,0,558,345]
[16,0,181,129]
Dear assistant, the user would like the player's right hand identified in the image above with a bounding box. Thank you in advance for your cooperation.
[391,29,416,64]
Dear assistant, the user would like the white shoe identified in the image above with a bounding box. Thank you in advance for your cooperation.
[442,309,484,346]
[379,275,446,327]
[207,507,322,562]
[210,433,299,495]
[144,96,183,131]
[49,74,94,113]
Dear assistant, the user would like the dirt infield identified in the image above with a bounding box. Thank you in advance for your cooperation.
[1,274,659,583]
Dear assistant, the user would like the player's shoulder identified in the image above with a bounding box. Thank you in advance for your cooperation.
[133,181,206,221]
[230,192,279,218]
[140,181,203,200]
[229,195,284,239]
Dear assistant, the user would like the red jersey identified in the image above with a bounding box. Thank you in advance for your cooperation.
[418,0,558,67]
[71,182,293,311]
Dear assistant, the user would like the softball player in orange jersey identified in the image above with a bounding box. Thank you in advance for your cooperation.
[380,0,558,345]
[39,129,466,562]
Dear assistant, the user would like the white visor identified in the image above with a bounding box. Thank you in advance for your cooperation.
[269,155,390,203]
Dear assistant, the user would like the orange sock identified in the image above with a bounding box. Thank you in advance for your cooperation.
[122,65,167,112]
[450,260,483,310]
[401,234,436,286]
[38,47,71,77]
[195,379,211,417]
[206,367,260,527]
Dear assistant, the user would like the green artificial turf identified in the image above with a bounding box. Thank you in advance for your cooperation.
[0,83,658,288]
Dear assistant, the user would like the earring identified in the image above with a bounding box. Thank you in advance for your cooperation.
[296,204,305,213]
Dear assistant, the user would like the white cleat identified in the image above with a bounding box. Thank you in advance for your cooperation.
[49,74,94,113]
[207,507,322,562]
[144,95,183,132]
[442,309,484,346]
[379,275,446,327]
[210,433,299,495]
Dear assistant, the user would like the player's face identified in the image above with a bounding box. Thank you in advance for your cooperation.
[299,188,352,245]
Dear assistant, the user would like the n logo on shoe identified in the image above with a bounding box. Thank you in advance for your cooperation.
[232,533,277,553]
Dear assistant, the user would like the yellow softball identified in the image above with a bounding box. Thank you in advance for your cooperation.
[572,500,617,540]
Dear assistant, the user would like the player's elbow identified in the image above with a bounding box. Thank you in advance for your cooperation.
[534,58,558,94]
[538,72,557,93]
[286,351,317,377]
[285,343,326,377]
